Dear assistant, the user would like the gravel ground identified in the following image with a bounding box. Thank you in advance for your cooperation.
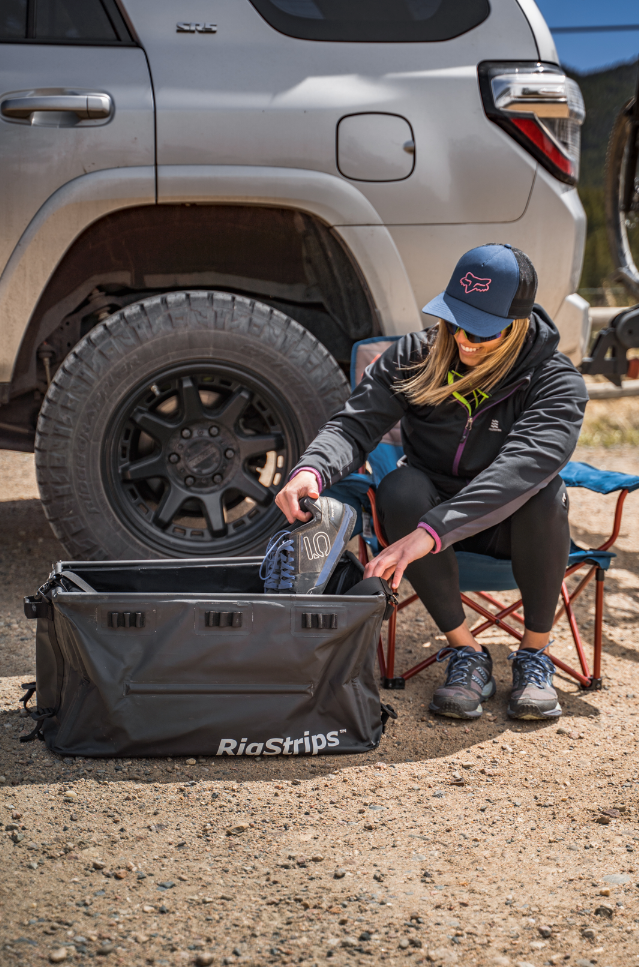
[1,442,639,967]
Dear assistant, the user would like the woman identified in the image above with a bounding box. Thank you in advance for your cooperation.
[276,244,588,721]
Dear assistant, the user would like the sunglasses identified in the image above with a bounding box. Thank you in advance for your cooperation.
[445,321,506,344]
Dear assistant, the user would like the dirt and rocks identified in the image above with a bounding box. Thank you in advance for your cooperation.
[1,442,639,967]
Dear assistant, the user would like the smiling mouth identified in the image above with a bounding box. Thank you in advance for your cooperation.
[459,344,481,353]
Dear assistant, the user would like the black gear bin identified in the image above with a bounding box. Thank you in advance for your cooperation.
[22,556,396,758]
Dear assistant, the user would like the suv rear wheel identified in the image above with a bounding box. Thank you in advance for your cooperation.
[35,291,349,560]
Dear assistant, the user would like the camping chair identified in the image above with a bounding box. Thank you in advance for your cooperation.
[328,336,639,692]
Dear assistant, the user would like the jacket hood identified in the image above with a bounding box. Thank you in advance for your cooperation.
[467,303,561,393]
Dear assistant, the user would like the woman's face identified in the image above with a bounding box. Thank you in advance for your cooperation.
[454,328,505,368]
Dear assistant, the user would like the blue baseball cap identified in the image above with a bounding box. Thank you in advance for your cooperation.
[422,243,538,337]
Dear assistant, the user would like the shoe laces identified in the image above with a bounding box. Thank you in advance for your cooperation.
[508,645,554,688]
[260,530,295,592]
[435,646,485,686]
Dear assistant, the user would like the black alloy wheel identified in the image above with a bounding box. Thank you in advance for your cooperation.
[107,364,292,556]
[35,291,350,561]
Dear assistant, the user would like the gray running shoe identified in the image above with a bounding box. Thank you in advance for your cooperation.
[507,647,562,719]
[260,495,356,594]
[429,646,496,719]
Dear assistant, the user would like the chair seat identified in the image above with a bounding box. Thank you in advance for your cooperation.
[456,540,615,593]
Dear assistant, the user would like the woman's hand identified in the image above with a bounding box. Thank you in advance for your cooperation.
[364,527,435,590]
[275,471,320,523]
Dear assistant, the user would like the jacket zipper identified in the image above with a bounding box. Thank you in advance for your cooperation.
[451,377,530,477]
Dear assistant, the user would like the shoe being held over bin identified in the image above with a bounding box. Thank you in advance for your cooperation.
[260,495,356,594]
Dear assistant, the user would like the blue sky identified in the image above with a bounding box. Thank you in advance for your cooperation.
[534,0,639,72]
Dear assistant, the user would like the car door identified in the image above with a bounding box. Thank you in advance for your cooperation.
[0,0,154,277]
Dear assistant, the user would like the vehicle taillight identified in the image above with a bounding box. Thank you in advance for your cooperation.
[478,62,585,186]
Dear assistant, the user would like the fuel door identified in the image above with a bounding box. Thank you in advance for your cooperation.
[337,112,415,182]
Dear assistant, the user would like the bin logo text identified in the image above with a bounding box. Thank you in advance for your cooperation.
[216,729,345,756]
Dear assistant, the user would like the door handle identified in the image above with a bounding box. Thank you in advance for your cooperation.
[1,93,112,120]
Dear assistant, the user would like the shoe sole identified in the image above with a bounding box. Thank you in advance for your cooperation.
[507,703,562,720]
[429,678,496,720]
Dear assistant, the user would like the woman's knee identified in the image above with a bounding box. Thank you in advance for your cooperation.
[517,475,568,523]
[375,466,441,538]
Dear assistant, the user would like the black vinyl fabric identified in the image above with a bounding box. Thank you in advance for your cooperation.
[24,557,388,758]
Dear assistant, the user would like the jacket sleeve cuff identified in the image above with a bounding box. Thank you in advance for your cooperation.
[417,521,442,554]
[288,466,323,494]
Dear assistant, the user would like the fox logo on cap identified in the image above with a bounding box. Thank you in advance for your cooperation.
[460,272,492,294]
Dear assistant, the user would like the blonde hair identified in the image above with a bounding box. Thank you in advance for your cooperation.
[399,318,530,407]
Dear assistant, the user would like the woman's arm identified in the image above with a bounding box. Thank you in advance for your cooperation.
[287,333,425,493]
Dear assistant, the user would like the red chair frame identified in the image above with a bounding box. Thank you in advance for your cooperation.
[359,486,631,691]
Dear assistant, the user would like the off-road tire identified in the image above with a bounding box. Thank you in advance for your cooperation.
[35,291,349,560]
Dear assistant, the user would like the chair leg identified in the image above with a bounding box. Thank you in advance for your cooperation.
[590,568,605,689]
[382,606,406,690]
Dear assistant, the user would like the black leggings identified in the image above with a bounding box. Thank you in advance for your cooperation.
[375,467,570,634]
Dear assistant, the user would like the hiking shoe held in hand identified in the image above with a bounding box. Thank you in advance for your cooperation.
[507,646,561,719]
[260,495,356,594]
[429,645,496,719]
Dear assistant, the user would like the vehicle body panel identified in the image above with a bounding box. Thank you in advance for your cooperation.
[127,0,539,224]
[0,44,154,276]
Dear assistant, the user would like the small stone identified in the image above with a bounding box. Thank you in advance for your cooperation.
[341,938,357,948]
[11,831,24,843]
[49,949,68,963]
[11,810,22,819]
[491,958,510,967]
[0,776,6,784]
[195,956,214,967]
[373,871,384,882]
[596,815,612,825]
[576,960,593,967]
[603,873,630,884]
[599,887,611,896]
[185,758,196,766]
[92,860,106,870]
[97,942,115,955]
[594,904,614,918]
[334,868,346,879]
[410,937,423,948]
[310,854,324,862]
[158,905,169,914]
[529,941,546,949]
[581,928,596,939]
[426,948,458,964]
[600,808,620,818]
[114,869,127,880]
[515,962,535,967]
[142,905,155,913]
[63,792,77,800]
[27,861,38,870]
[158,881,175,889]
[359,932,372,942]
[399,938,410,949]
[538,926,552,938]
[226,823,249,835]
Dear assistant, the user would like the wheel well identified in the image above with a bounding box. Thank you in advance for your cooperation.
[14,204,376,400]
[3,204,375,449]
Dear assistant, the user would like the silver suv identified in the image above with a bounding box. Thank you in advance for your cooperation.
[0,0,587,560]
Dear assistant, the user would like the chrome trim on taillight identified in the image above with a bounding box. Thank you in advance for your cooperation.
[478,62,585,186]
